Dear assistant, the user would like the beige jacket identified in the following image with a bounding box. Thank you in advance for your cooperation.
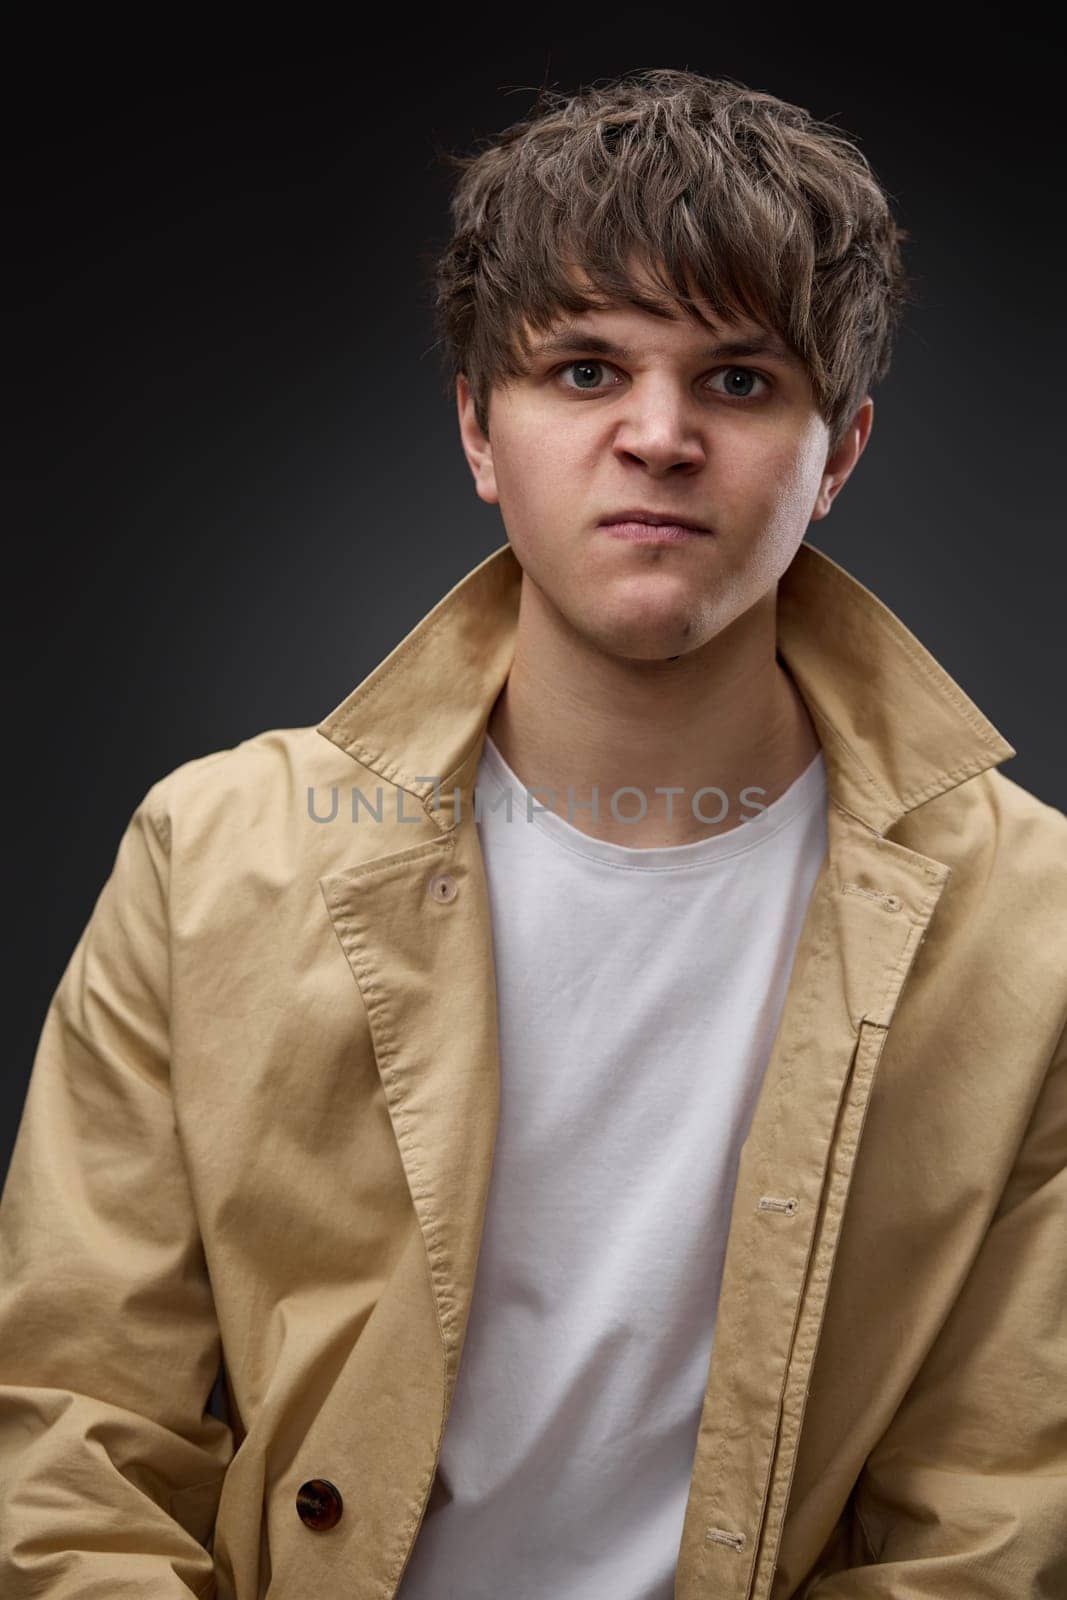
[2,538,1065,1599]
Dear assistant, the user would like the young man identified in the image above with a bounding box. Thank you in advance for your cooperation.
[1,68,1064,1600]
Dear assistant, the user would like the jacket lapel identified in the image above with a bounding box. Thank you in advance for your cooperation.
[306,550,522,1586]
[317,761,500,1408]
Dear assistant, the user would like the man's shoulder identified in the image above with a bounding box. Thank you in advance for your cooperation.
[872,767,1067,1091]
[974,767,1067,928]
[899,763,1066,878]
[139,723,366,854]
[971,765,1067,871]
[898,764,1067,1001]
[888,758,1065,930]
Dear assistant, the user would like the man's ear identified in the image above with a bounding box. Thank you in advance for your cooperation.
[456,374,499,507]
[810,397,874,521]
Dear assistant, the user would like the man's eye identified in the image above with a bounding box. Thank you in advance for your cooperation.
[556,361,770,398]
[709,367,770,400]
[558,360,618,391]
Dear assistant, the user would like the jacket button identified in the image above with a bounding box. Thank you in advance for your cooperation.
[296,1478,343,1531]
[429,872,458,903]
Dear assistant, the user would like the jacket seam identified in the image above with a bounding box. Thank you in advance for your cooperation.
[853,1493,881,1563]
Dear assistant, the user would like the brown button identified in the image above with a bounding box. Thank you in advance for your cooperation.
[429,872,458,903]
[296,1477,343,1531]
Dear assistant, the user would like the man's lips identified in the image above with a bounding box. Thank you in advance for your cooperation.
[597,508,711,532]
[599,520,714,543]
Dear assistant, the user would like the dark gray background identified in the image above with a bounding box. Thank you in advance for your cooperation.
[5,14,1065,1171]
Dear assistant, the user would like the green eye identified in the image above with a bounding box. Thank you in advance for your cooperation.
[565,361,610,389]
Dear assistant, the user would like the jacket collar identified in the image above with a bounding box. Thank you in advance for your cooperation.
[316,538,1015,838]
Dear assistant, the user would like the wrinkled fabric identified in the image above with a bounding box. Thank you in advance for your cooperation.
[1,537,1064,1600]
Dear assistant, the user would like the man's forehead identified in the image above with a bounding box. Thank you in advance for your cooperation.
[519,305,806,375]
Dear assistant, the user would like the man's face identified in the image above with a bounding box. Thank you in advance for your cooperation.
[456,272,872,663]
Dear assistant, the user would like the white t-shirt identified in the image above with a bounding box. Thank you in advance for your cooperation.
[396,733,829,1600]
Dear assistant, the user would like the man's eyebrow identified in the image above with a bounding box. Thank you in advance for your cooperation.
[524,322,807,373]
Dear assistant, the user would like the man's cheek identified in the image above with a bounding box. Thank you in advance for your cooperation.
[753,453,822,530]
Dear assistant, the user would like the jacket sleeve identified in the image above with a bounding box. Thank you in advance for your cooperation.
[0,782,233,1599]
[805,1017,1067,1598]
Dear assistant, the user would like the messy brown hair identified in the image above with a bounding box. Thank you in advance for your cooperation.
[426,68,913,454]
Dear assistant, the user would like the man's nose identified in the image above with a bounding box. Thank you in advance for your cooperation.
[611,383,707,472]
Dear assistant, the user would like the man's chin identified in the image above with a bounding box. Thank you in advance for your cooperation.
[578,616,708,665]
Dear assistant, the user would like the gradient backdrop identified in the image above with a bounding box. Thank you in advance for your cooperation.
[5,18,1065,1172]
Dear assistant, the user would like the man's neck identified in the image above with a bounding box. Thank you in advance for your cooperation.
[484,573,822,849]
